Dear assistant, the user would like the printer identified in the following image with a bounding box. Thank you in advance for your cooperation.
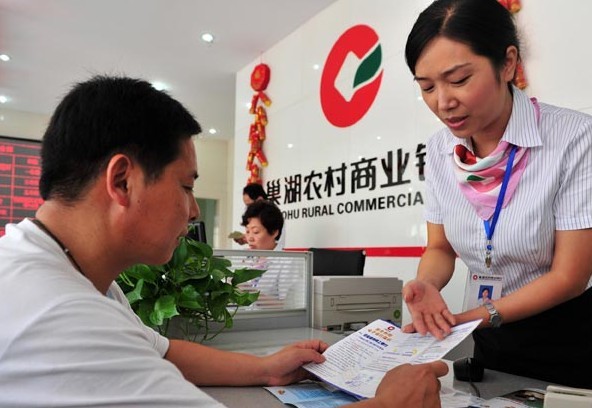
[544,385,592,408]
[312,276,403,333]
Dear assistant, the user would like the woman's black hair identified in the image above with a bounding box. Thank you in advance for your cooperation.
[242,183,268,201]
[241,200,284,241]
[405,0,520,76]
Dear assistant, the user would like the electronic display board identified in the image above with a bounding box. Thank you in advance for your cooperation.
[0,136,43,236]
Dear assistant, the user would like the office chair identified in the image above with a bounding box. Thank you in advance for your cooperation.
[309,247,366,276]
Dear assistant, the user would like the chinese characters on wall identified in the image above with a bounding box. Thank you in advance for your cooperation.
[265,143,426,220]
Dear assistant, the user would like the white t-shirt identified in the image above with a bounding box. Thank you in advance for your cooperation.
[0,219,226,407]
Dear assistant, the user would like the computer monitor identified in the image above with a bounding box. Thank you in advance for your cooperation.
[187,221,207,244]
[309,248,366,276]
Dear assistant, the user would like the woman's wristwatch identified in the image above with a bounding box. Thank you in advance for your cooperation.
[485,302,502,328]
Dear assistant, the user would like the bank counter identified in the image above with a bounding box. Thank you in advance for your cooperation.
[203,250,552,407]
[201,327,552,407]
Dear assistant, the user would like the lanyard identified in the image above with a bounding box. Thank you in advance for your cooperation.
[483,144,518,268]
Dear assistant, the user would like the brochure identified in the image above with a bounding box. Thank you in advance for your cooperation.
[264,383,543,408]
[264,381,358,407]
[477,388,546,408]
[304,318,481,399]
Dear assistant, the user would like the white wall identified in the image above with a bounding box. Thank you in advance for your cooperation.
[0,108,49,140]
[232,0,592,324]
[194,137,233,249]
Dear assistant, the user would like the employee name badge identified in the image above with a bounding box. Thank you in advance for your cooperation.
[463,271,504,311]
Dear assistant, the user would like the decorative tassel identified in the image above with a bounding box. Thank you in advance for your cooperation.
[246,63,272,183]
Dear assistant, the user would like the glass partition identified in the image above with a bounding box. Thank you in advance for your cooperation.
[214,249,312,330]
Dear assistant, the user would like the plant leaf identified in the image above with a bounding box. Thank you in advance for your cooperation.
[123,264,157,283]
[180,261,209,280]
[170,239,188,269]
[125,278,144,305]
[210,256,232,270]
[232,290,260,306]
[209,293,230,321]
[186,240,213,258]
[178,285,204,309]
[116,238,271,343]
[210,269,226,282]
[223,309,233,328]
[136,299,155,327]
[231,268,265,285]
[150,295,179,326]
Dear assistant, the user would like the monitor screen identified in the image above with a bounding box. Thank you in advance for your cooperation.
[187,220,207,244]
[0,136,43,236]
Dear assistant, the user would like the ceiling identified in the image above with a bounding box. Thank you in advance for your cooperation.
[0,0,338,140]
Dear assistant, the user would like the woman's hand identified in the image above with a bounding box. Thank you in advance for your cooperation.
[402,279,455,339]
[233,234,248,245]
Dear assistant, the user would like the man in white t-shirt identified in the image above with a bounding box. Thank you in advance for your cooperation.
[0,75,446,408]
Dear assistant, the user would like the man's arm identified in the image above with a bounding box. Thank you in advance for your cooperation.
[165,338,327,386]
[166,337,447,408]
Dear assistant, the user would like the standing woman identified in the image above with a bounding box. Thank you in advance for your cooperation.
[402,0,592,387]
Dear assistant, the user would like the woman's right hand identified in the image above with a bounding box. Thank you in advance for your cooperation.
[233,235,248,245]
[402,279,455,339]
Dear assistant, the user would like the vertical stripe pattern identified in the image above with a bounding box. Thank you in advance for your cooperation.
[424,87,592,295]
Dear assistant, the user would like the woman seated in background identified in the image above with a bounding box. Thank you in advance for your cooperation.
[240,201,300,307]
[242,200,284,251]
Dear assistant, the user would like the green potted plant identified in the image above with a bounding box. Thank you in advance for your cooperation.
[116,235,264,342]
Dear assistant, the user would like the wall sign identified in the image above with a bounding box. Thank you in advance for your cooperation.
[0,136,43,236]
[320,24,383,128]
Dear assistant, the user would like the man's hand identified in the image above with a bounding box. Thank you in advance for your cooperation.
[373,361,448,408]
[261,339,329,386]
[402,279,455,339]
[345,361,448,408]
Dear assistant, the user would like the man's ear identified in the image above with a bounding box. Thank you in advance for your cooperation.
[105,154,134,206]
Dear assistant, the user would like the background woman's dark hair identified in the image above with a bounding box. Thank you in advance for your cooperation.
[242,183,268,201]
[39,75,201,201]
[405,0,520,77]
[241,200,284,241]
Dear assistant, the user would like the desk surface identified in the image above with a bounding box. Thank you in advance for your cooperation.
[202,327,550,407]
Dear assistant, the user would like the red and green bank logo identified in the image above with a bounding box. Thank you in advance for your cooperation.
[320,24,383,128]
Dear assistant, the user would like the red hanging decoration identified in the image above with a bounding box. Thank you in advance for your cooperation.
[513,61,527,90]
[497,0,527,89]
[498,0,521,13]
[246,63,271,184]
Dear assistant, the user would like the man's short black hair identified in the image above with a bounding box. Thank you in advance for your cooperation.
[39,75,201,201]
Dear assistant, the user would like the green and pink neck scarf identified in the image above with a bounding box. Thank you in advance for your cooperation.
[453,141,529,220]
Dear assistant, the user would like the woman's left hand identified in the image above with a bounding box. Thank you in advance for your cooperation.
[402,279,456,339]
